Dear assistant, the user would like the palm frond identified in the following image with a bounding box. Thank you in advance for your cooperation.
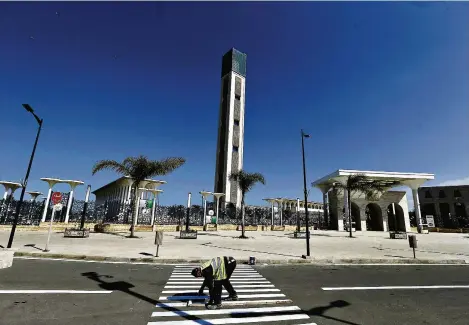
[92,160,129,176]
[229,170,266,194]
[146,157,186,177]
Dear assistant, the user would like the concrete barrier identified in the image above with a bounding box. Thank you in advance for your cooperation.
[0,249,14,269]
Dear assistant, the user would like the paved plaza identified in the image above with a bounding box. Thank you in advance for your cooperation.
[1,230,468,263]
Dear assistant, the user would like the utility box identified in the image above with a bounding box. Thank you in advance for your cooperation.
[155,231,164,246]
[408,234,418,248]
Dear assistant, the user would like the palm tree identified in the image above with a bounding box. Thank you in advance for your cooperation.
[229,170,266,238]
[332,174,386,238]
[92,155,185,237]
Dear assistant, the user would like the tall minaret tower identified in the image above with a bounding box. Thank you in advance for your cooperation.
[214,48,247,208]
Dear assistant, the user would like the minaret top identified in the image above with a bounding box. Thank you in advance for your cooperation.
[221,48,247,78]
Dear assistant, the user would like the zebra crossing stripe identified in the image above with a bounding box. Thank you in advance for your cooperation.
[147,313,310,325]
[164,284,275,289]
[167,280,270,284]
[154,300,293,308]
[170,275,264,279]
[162,288,281,294]
[151,305,301,317]
[148,264,313,325]
[159,293,286,301]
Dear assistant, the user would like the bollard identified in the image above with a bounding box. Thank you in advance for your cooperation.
[155,231,163,257]
[408,234,418,259]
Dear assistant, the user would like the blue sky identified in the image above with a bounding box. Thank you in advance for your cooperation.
[0,2,468,208]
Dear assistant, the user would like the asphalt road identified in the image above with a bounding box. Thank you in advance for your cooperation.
[257,264,469,325]
[0,259,468,325]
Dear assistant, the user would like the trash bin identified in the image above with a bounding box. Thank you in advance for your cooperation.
[211,217,217,224]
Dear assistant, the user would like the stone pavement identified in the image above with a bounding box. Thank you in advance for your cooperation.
[1,229,468,263]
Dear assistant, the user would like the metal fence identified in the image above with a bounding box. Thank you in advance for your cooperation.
[0,198,325,227]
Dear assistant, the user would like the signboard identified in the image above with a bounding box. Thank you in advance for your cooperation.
[53,203,63,211]
[426,215,435,228]
[208,210,214,216]
[51,192,62,205]
[146,200,154,209]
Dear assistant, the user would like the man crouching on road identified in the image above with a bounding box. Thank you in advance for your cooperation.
[191,256,238,310]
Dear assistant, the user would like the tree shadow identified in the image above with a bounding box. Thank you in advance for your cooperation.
[305,300,360,325]
[81,271,205,322]
[200,242,298,258]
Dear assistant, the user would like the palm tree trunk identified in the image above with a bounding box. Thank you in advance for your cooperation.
[130,181,140,237]
[241,196,246,238]
[348,190,353,238]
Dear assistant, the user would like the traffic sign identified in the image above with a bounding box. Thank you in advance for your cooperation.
[51,192,62,205]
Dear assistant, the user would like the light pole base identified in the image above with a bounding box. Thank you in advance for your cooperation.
[301,255,311,259]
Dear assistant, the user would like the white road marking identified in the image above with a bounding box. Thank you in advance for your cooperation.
[162,288,280,294]
[154,299,293,308]
[172,271,258,275]
[167,281,270,285]
[170,275,263,278]
[151,305,301,317]
[0,290,112,294]
[147,313,310,325]
[164,284,275,289]
[159,293,286,300]
[322,285,469,291]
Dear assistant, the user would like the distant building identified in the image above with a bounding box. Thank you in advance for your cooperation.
[418,185,469,228]
[312,169,434,232]
[92,176,166,221]
[214,48,247,209]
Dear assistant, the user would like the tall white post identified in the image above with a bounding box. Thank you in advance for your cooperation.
[41,188,52,223]
[297,198,300,229]
[64,186,76,223]
[150,194,157,226]
[271,202,274,226]
[203,196,207,226]
[412,189,422,232]
[212,193,224,226]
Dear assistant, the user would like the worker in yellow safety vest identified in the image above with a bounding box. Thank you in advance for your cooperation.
[191,256,238,310]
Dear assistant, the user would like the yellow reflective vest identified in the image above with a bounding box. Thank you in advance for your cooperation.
[201,256,227,281]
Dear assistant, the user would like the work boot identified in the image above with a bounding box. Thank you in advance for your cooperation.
[206,303,222,310]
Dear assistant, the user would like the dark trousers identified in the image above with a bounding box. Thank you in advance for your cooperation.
[212,258,237,304]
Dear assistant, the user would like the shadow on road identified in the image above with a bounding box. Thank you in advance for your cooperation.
[200,242,298,258]
[305,300,360,325]
[81,271,205,322]
[24,243,45,252]
[372,246,469,258]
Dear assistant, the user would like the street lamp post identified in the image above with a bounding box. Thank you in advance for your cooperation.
[301,129,311,258]
[185,192,191,231]
[7,104,43,248]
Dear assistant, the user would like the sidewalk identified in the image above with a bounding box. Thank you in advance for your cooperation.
[1,229,469,264]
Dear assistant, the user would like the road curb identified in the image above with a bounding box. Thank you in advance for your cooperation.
[13,251,469,265]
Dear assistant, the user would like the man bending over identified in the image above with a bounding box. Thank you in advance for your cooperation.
[191,256,238,310]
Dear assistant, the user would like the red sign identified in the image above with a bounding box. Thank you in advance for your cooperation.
[51,192,62,205]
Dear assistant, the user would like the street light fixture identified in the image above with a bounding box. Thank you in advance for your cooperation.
[7,104,43,248]
[301,129,311,258]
